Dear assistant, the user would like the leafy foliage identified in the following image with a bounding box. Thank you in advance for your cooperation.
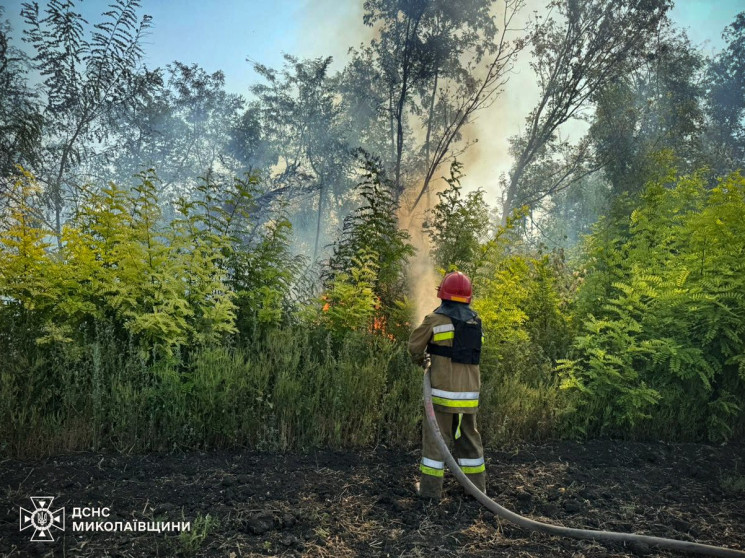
[590,30,705,197]
[250,55,355,259]
[324,152,414,337]
[3,1,745,458]
[0,9,40,176]
[320,251,380,337]
[0,169,236,358]
[0,167,306,357]
[20,0,158,239]
[561,169,745,440]
[424,161,489,276]
[502,0,672,222]
[705,12,745,175]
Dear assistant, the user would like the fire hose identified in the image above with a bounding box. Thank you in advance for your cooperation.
[422,367,745,557]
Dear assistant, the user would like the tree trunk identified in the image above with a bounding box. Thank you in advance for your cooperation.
[424,70,439,209]
[393,14,423,200]
[313,183,325,261]
[501,159,526,226]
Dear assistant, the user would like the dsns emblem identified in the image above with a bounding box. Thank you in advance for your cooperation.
[20,497,65,542]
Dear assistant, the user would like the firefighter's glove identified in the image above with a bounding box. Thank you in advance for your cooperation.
[422,354,431,371]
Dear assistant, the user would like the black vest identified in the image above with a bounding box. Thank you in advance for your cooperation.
[427,302,482,365]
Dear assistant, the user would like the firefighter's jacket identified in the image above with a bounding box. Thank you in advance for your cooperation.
[408,302,482,414]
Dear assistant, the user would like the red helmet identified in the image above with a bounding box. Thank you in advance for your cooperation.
[437,271,472,303]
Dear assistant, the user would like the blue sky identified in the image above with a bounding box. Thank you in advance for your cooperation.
[3,0,742,96]
[2,0,365,95]
[670,0,745,54]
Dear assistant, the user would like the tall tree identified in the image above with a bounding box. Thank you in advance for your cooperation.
[705,12,745,175]
[250,55,355,260]
[326,151,414,318]
[21,0,157,244]
[501,0,671,223]
[590,29,705,196]
[407,0,526,214]
[360,0,523,205]
[107,62,244,198]
[0,8,41,179]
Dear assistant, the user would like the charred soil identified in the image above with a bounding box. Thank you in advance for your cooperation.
[1,440,744,557]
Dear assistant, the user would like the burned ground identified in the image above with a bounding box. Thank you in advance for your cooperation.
[1,440,744,557]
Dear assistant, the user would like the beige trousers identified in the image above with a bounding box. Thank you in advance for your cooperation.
[419,410,486,499]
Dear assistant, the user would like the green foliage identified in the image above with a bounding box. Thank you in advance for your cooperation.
[216,179,302,340]
[249,54,355,259]
[359,0,499,194]
[328,153,413,296]
[0,169,51,314]
[324,152,414,337]
[178,513,219,555]
[502,0,671,222]
[0,324,419,456]
[18,0,158,238]
[5,0,745,461]
[523,254,573,364]
[557,313,662,435]
[0,10,40,176]
[424,161,489,276]
[472,235,572,444]
[0,167,305,447]
[705,12,745,175]
[4,158,745,457]
[471,207,569,369]
[68,170,237,356]
[561,169,745,440]
[320,251,380,337]
[230,214,298,335]
[590,30,705,197]
[0,166,422,457]
[168,196,236,346]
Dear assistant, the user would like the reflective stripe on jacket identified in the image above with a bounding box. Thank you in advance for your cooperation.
[408,311,481,414]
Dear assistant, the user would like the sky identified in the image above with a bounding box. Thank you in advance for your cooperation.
[4,0,740,94]
[3,0,744,195]
[670,0,745,54]
[2,0,368,95]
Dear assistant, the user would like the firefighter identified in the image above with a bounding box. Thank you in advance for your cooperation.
[408,271,486,500]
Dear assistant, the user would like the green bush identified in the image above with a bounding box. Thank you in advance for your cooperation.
[0,325,422,457]
[4,162,745,458]
[560,170,745,441]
